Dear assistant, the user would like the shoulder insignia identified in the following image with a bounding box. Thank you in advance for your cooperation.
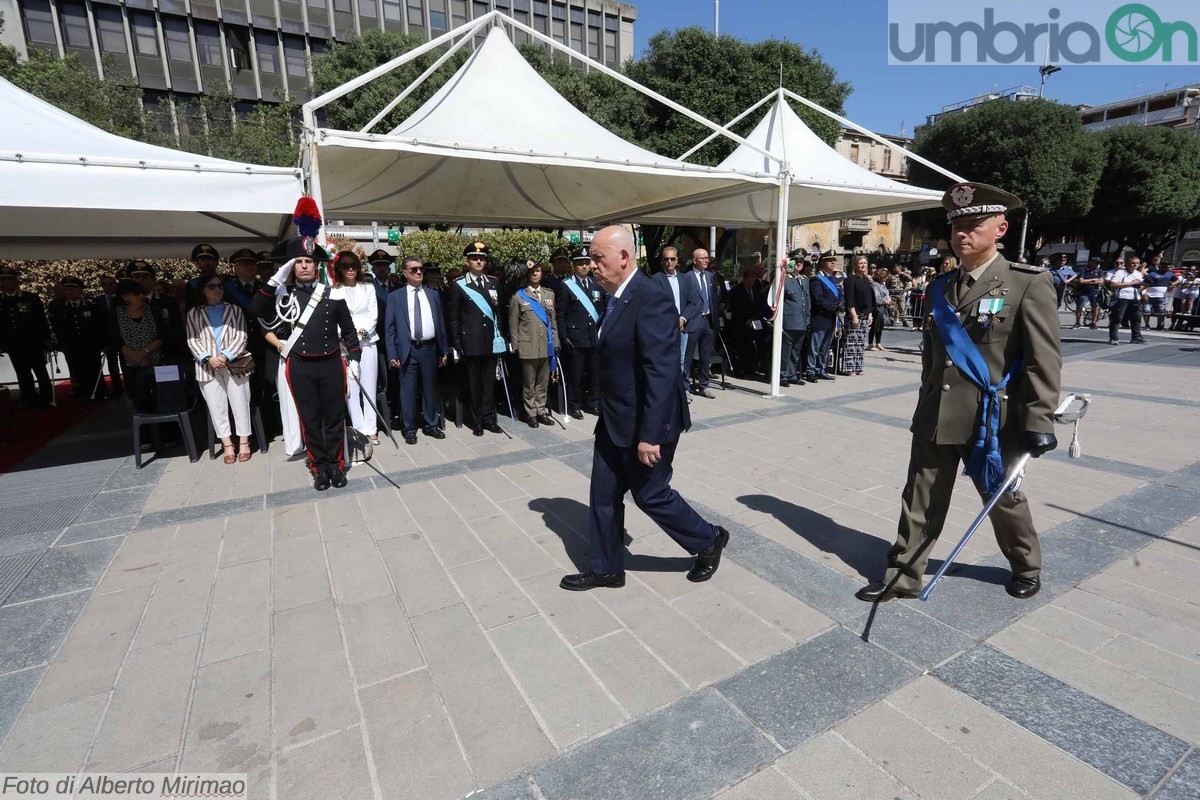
[1009,263,1047,274]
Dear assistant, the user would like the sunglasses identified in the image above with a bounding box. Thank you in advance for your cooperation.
[407,267,424,273]
[467,255,487,261]
[205,283,224,290]
[663,257,678,262]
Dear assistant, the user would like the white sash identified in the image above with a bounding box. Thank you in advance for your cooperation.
[280,283,328,358]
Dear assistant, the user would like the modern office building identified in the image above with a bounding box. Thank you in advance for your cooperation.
[2,0,636,136]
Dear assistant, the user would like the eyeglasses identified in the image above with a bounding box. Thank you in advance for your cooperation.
[407,267,424,273]
[205,283,224,290]
[663,257,678,262]
[341,263,359,270]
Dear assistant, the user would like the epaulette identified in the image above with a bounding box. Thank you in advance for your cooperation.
[1009,263,1047,273]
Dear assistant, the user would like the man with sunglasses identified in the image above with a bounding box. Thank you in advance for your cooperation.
[1106,255,1146,346]
[447,242,506,435]
[386,257,448,445]
[652,247,700,375]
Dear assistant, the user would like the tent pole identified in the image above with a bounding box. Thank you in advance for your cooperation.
[780,88,966,184]
[677,90,776,161]
[301,116,329,248]
[361,28,479,133]
[768,170,790,398]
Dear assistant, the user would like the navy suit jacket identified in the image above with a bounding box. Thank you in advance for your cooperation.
[652,271,701,323]
[595,271,690,448]
[682,268,720,333]
[385,285,448,365]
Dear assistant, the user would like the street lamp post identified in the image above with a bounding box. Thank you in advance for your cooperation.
[714,0,719,36]
[1039,64,1061,97]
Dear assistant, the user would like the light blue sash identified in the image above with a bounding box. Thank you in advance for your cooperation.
[456,278,507,354]
[563,278,600,324]
[516,289,557,373]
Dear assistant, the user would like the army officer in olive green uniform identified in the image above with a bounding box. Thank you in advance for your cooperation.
[857,182,1062,603]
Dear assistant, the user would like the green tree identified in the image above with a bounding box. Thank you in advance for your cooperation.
[909,99,1104,255]
[173,87,300,167]
[1079,125,1200,258]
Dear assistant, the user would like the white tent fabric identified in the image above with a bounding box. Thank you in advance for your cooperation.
[635,96,943,227]
[312,26,776,226]
[0,76,304,259]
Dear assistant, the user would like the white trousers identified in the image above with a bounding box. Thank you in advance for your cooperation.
[347,341,378,437]
[200,371,252,438]
[277,358,303,456]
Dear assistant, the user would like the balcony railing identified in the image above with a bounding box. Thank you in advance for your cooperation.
[840,218,872,232]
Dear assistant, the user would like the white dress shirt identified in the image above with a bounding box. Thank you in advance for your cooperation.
[665,272,681,313]
[407,284,434,341]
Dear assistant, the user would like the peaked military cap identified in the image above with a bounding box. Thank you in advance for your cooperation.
[229,248,258,264]
[61,276,84,288]
[191,243,220,261]
[788,248,809,261]
[818,249,838,262]
[551,246,572,262]
[0,266,18,278]
[256,250,274,266]
[127,260,155,277]
[270,236,331,262]
[367,249,393,266]
[942,182,1022,221]
[571,245,591,262]
[464,241,490,259]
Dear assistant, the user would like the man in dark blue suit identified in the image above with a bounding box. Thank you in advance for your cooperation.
[652,247,701,374]
[560,227,730,591]
[804,250,843,382]
[385,257,449,445]
[683,248,721,398]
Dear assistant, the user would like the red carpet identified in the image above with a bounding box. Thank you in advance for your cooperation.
[0,379,110,475]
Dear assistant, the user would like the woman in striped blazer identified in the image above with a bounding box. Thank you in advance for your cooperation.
[186,278,255,463]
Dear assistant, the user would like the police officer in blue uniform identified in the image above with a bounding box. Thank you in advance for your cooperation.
[447,242,506,436]
[555,245,606,418]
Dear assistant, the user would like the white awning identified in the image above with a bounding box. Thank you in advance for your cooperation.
[0,76,304,259]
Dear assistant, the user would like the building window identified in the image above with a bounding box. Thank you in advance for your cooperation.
[604,28,615,64]
[333,0,351,12]
[472,1,489,18]
[307,0,325,9]
[877,215,890,223]
[569,5,581,23]
[882,149,893,171]
[512,0,527,24]
[255,31,279,73]
[407,0,423,26]
[550,17,564,42]
[60,2,91,49]
[586,8,598,27]
[569,21,582,52]
[226,26,251,71]
[451,0,467,26]
[429,0,446,29]
[849,143,860,162]
[194,21,222,66]
[551,2,564,19]
[587,24,598,59]
[359,0,377,16]
[20,0,58,45]
[383,0,400,20]
[130,11,158,56]
[604,13,616,31]
[283,36,307,78]
[163,17,191,62]
[95,7,127,54]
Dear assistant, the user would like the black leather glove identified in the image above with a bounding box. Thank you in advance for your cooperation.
[1023,431,1057,458]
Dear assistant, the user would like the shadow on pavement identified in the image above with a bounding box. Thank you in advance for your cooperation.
[532,497,693,575]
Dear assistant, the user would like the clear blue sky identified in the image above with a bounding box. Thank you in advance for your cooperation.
[633,0,1200,136]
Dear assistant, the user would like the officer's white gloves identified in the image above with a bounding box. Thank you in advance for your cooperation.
[348,359,361,381]
[269,259,296,297]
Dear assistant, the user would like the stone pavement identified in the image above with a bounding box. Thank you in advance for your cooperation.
[0,316,1198,800]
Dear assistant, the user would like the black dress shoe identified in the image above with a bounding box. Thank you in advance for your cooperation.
[854,582,916,603]
[687,527,730,582]
[473,427,485,437]
[538,414,555,426]
[1006,576,1040,599]
[527,418,539,428]
[779,380,791,387]
[330,468,348,489]
[583,406,599,416]
[560,571,626,591]
[423,427,446,439]
[794,377,806,385]
[817,372,836,381]
[484,422,504,434]
[569,409,584,420]
[314,470,331,492]
[404,432,418,445]
[803,373,816,383]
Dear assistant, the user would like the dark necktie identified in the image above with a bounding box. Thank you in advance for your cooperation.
[413,288,424,340]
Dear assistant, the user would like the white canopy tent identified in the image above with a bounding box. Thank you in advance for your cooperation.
[0,76,305,259]
[302,13,779,227]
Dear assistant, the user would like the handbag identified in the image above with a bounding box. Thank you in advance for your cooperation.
[227,353,255,377]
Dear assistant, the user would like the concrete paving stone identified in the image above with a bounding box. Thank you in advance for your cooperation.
[201,559,271,666]
[277,726,374,800]
[5,537,121,605]
[835,700,993,800]
[0,592,90,673]
[272,503,319,543]
[597,578,743,688]
[377,532,462,618]
[273,600,358,746]
[133,555,217,649]
[464,775,540,800]
[0,552,41,605]
[1123,482,1198,526]
[341,595,424,687]
[1155,749,1200,800]
[1054,589,1200,662]
[672,589,794,665]
[87,633,200,772]
[969,780,1032,800]
[469,514,560,581]
[1018,603,1120,653]
[0,668,43,745]
[727,533,867,626]
[56,516,138,547]
[576,629,686,720]
[517,571,622,647]
[717,626,918,749]
[361,671,476,800]
[1039,531,1129,587]
[71,486,154,525]
[775,731,919,800]
[0,693,106,772]
[711,766,807,800]
[935,644,1188,795]
[533,689,778,800]
[140,482,191,515]
[852,601,976,670]
[710,562,833,645]
[273,534,332,613]
[218,510,272,568]
[94,526,175,595]
[490,616,625,748]
[317,494,372,541]
[450,558,539,630]
[888,676,1138,800]
[356,488,414,542]
[916,557,1051,640]
[326,536,394,607]
[103,461,167,490]
[410,603,553,785]
[1133,543,1200,582]
[420,513,494,570]
[1103,559,1200,605]
[135,496,262,531]
[165,518,226,566]
[0,531,59,560]
[181,650,271,797]
[1079,573,1200,633]
[28,583,153,713]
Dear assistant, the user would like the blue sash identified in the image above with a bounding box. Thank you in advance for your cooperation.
[456,278,507,354]
[516,289,557,373]
[817,274,840,297]
[929,274,1023,496]
[223,280,253,311]
[563,279,600,324]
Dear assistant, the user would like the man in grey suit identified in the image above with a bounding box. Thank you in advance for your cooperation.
[653,247,701,374]
[780,250,812,387]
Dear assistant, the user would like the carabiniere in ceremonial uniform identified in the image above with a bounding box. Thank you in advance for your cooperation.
[857,182,1062,603]
[251,199,361,492]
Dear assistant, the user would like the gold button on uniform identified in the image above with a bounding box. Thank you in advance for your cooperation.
[942,384,951,392]
[945,360,953,368]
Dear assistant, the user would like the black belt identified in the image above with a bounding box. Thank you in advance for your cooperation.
[412,339,435,347]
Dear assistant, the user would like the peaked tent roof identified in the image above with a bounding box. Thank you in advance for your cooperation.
[0,76,304,259]
[312,26,776,226]
[633,96,943,227]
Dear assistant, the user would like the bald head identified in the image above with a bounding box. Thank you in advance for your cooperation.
[589,225,637,293]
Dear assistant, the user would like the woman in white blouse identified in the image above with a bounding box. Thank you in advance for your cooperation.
[331,252,382,444]
[186,278,254,463]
